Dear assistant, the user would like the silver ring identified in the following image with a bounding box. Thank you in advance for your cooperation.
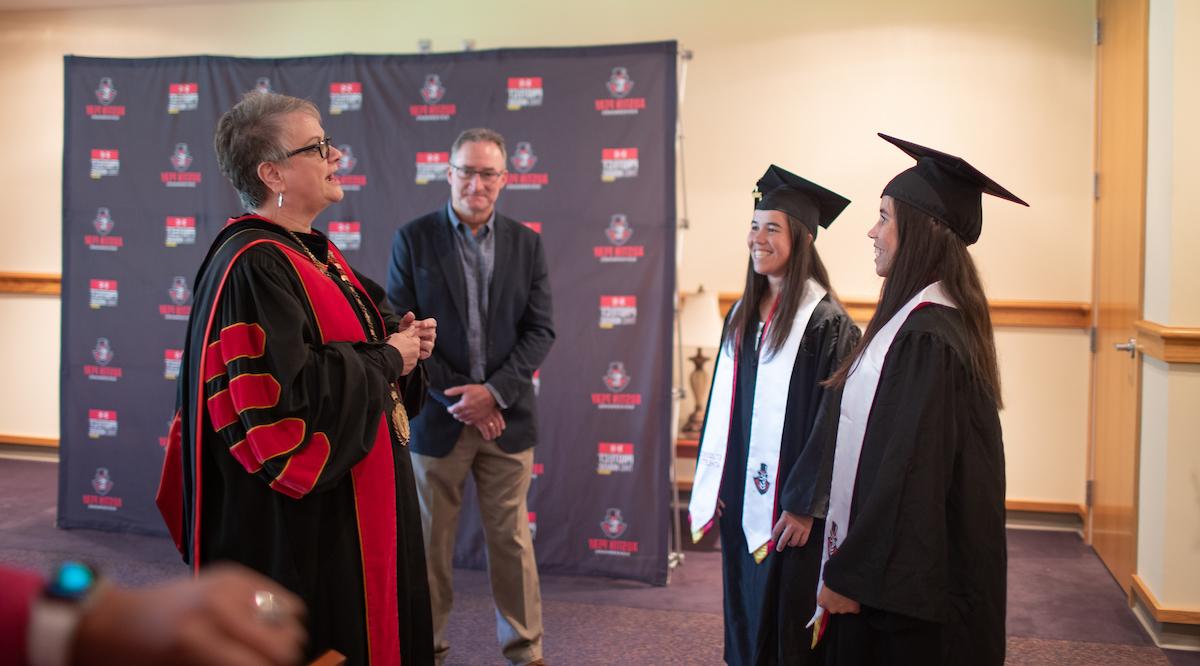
[254,590,283,623]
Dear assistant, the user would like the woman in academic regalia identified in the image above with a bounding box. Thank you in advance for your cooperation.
[687,165,860,665]
[812,134,1027,665]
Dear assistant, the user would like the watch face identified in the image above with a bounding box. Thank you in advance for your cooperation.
[47,561,96,600]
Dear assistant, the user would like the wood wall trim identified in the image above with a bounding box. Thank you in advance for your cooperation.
[0,433,58,448]
[0,272,61,296]
[1004,499,1087,523]
[1132,574,1200,625]
[715,293,1091,330]
[1134,320,1200,364]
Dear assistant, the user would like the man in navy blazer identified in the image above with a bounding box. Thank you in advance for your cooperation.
[387,128,554,666]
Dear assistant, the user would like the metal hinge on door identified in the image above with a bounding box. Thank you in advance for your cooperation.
[1090,326,1097,353]
[1086,479,1094,508]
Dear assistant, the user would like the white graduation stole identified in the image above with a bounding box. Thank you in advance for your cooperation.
[688,279,827,563]
[807,281,955,632]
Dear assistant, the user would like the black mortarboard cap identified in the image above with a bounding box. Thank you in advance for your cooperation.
[752,164,851,238]
[879,133,1028,245]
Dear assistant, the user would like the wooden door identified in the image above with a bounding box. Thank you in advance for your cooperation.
[1089,0,1147,596]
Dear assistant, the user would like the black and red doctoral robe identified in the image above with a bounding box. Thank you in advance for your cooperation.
[157,215,434,665]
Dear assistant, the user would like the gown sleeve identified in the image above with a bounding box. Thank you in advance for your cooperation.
[202,245,405,499]
[778,309,861,517]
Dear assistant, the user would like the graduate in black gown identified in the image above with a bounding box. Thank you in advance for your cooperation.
[688,166,860,666]
[156,92,436,665]
[812,135,1028,665]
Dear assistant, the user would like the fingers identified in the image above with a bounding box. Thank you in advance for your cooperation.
[797,524,811,547]
[443,385,468,397]
[395,311,416,332]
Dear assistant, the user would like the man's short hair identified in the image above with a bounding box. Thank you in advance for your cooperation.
[451,128,507,164]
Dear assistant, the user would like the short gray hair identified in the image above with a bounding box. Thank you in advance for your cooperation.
[213,92,320,211]
[451,128,507,163]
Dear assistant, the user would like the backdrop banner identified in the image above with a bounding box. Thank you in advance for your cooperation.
[59,41,677,584]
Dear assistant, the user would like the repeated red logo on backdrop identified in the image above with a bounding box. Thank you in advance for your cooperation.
[335,146,367,192]
[160,276,192,321]
[83,467,122,511]
[599,295,637,329]
[167,82,199,114]
[595,67,647,116]
[601,147,639,182]
[89,149,120,179]
[594,214,644,264]
[89,279,118,309]
[507,141,549,191]
[88,409,118,439]
[410,74,456,121]
[87,77,125,120]
[163,349,183,380]
[84,338,122,382]
[415,152,449,185]
[329,82,363,115]
[327,221,362,251]
[507,77,544,111]
[162,143,202,188]
[85,208,123,252]
[164,216,196,247]
[597,443,635,475]
[592,361,641,410]
[589,507,639,557]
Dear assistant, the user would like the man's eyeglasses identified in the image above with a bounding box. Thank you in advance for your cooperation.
[450,164,505,184]
[285,137,334,160]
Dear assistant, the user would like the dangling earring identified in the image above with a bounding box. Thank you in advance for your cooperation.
[277,191,284,208]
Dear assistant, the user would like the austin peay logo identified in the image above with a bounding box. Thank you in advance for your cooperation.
[594,214,645,264]
[84,208,123,251]
[592,362,642,410]
[84,337,122,382]
[596,66,647,116]
[335,145,367,191]
[528,511,538,541]
[753,463,771,495]
[415,152,450,185]
[532,369,541,396]
[597,442,635,475]
[164,216,196,247]
[532,461,544,479]
[522,221,542,234]
[87,77,125,120]
[163,349,183,380]
[89,149,120,179]
[88,279,118,309]
[506,77,544,111]
[167,82,199,114]
[506,141,548,190]
[160,276,192,321]
[162,143,201,187]
[83,467,123,511]
[329,81,363,115]
[590,508,639,557]
[410,74,456,121]
[254,77,272,94]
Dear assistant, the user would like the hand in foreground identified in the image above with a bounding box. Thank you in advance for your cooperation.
[385,328,421,376]
[771,511,814,552]
[445,384,497,424]
[817,584,861,615]
[473,408,507,441]
[74,563,307,666]
[410,317,436,360]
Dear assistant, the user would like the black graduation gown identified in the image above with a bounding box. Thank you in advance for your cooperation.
[820,305,1006,666]
[712,296,860,666]
[158,217,434,665]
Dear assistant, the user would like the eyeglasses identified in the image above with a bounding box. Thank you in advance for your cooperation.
[450,163,505,184]
[285,136,334,160]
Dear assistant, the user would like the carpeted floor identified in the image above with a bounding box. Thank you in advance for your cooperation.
[2,457,1197,665]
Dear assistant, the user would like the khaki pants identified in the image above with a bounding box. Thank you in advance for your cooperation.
[412,426,543,666]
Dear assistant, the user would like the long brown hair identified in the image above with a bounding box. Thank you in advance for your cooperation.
[827,199,1002,407]
[723,213,836,360]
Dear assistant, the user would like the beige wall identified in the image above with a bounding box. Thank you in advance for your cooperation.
[1139,0,1200,612]
[0,0,1096,507]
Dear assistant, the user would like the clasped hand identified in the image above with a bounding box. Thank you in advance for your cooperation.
[385,311,437,375]
[445,384,505,440]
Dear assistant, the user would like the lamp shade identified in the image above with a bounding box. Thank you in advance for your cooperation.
[680,287,724,349]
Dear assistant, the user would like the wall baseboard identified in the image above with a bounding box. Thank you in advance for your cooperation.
[1132,574,1200,625]
[0,272,60,296]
